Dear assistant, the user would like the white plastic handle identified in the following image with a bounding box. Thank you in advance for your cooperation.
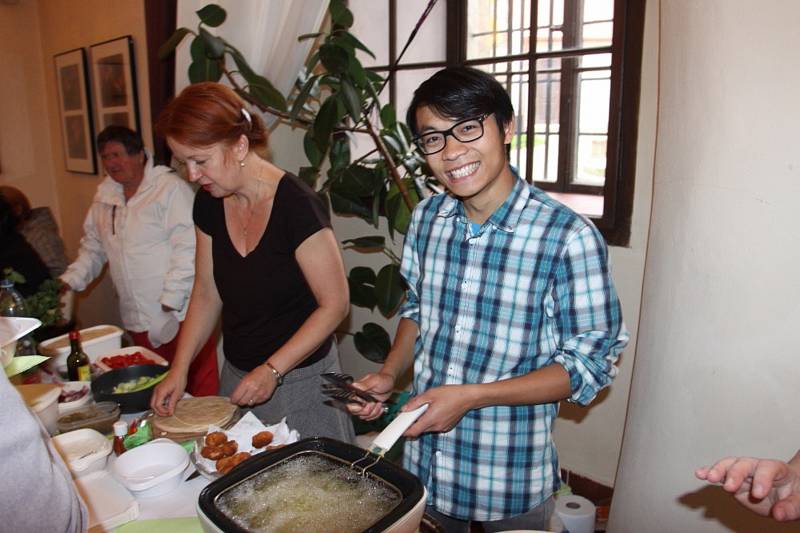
[369,403,429,455]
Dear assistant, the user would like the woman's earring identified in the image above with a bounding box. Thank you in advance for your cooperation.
[239,159,245,168]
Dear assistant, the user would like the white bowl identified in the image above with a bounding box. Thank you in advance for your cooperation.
[15,383,60,435]
[113,438,190,498]
[51,428,112,477]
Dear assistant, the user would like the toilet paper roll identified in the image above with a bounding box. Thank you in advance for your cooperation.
[554,494,596,533]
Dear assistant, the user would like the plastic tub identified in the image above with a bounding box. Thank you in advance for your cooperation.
[15,383,60,435]
[39,325,124,372]
[51,428,113,477]
[113,438,190,498]
[57,401,121,435]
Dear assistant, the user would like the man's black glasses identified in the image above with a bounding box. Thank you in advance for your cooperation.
[413,114,490,155]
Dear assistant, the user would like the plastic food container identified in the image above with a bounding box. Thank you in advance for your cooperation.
[57,401,121,435]
[113,438,191,498]
[73,470,139,530]
[15,383,61,435]
[51,428,113,477]
[57,381,93,415]
[38,325,124,373]
[95,346,169,372]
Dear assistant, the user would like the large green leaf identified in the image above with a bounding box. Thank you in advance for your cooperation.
[340,79,362,123]
[339,165,379,196]
[329,0,354,29]
[328,135,351,172]
[354,323,391,363]
[380,104,397,129]
[313,98,340,153]
[329,189,373,220]
[349,278,376,311]
[248,76,288,112]
[319,43,350,74]
[196,4,226,27]
[385,178,419,235]
[158,28,192,60]
[303,130,323,167]
[338,31,375,59]
[342,236,386,250]
[297,166,319,187]
[349,266,376,284]
[190,35,206,62]
[348,266,377,311]
[199,28,225,58]
[291,75,319,122]
[188,58,222,83]
[375,264,406,317]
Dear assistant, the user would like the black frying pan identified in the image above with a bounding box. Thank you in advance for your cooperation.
[198,436,425,533]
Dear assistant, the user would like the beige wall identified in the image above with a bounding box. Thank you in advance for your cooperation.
[0,0,59,220]
[610,1,800,531]
[32,0,152,328]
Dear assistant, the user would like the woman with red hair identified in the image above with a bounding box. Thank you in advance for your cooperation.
[151,82,354,443]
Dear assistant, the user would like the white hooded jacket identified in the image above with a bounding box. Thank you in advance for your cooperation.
[62,156,195,337]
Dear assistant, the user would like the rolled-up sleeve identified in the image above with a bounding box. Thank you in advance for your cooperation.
[159,180,196,311]
[551,223,628,405]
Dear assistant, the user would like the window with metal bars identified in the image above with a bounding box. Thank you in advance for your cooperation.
[349,0,644,245]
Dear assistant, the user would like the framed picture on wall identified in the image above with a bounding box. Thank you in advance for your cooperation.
[54,48,96,174]
[88,35,141,136]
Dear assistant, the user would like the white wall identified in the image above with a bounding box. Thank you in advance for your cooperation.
[610,1,800,531]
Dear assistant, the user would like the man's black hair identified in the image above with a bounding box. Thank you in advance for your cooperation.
[97,125,144,155]
[406,66,515,137]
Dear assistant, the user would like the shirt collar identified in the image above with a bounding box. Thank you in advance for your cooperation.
[435,167,530,233]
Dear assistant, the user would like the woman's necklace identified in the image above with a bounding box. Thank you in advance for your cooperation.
[237,179,265,242]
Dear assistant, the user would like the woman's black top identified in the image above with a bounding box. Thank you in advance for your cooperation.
[193,173,333,371]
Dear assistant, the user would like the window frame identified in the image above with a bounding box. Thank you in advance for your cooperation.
[354,0,645,246]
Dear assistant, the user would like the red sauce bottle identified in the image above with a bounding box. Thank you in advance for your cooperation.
[112,420,127,456]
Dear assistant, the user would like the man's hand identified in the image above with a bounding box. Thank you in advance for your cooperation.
[695,455,800,521]
[401,384,478,438]
[347,372,395,421]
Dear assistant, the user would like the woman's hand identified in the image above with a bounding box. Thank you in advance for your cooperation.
[229,364,278,407]
[150,371,188,416]
[347,372,395,421]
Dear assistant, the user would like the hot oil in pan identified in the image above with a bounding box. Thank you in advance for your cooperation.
[216,454,401,532]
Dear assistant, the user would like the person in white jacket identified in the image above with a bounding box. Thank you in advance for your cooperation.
[62,126,218,395]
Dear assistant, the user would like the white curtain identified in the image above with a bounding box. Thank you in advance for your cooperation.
[175,0,327,97]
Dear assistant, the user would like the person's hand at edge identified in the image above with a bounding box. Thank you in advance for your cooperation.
[695,454,800,521]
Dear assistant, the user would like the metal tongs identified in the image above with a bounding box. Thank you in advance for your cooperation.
[321,372,382,405]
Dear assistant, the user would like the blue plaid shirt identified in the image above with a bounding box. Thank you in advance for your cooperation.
[399,176,628,521]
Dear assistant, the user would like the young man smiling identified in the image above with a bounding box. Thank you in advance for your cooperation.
[352,67,629,531]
